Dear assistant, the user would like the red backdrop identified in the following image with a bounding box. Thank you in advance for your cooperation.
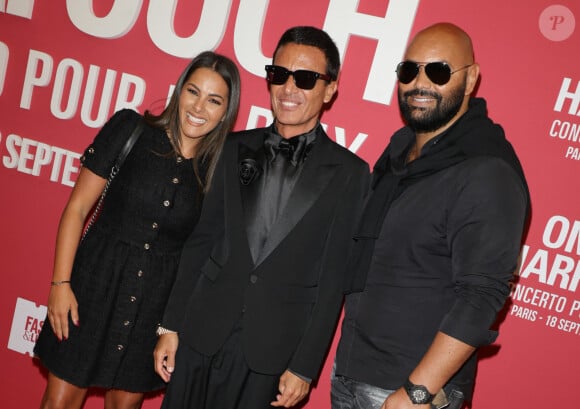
[1,1,578,408]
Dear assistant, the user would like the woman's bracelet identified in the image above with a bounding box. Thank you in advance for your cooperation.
[51,280,71,286]
[156,326,177,336]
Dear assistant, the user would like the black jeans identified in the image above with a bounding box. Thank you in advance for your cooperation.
[331,370,465,409]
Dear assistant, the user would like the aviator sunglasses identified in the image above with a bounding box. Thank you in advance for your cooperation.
[265,65,332,90]
[396,61,473,85]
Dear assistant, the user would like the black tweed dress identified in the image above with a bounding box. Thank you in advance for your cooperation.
[34,109,204,392]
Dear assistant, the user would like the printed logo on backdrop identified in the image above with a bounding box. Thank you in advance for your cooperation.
[539,4,575,42]
[7,297,46,356]
[64,0,419,105]
[510,215,580,337]
[551,77,580,161]
[2,132,82,187]
[539,5,580,161]
[0,0,34,19]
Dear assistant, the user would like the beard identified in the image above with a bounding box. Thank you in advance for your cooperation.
[398,79,466,133]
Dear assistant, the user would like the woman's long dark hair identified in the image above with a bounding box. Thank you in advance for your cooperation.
[144,51,241,192]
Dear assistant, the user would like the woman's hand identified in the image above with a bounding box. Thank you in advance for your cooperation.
[46,284,79,341]
[154,333,179,382]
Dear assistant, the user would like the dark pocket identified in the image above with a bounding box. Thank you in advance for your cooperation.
[200,257,221,281]
[445,387,465,409]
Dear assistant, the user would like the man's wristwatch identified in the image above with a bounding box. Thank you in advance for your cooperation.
[404,378,435,404]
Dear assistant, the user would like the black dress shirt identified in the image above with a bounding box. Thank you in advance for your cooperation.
[335,98,530,400]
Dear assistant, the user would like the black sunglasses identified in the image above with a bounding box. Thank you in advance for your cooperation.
[396,61,472,85]
[265,65,332,90]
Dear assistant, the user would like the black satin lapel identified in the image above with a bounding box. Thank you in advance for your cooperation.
[255,139,339,266]
[238,140,267,260]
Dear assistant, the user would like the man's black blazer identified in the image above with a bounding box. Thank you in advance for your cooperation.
[163,126,369,381]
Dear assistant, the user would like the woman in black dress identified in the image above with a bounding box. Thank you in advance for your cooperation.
[34,51,241,409]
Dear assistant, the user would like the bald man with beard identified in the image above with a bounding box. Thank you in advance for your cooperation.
[331,23,530,409]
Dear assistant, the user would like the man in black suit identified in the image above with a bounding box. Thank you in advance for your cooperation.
[154,26,369,409]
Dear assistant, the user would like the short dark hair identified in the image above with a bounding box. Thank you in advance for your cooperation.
[145,51,240,192]
[273,26,340,81]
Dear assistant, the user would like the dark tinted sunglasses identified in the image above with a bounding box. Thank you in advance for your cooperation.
[265,65,332,90]
[396,61,472,85]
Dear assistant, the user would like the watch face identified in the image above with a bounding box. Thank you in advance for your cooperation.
[405,380,434,404]
[411,388,430,403]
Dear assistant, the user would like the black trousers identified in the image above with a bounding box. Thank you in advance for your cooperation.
[160,324,280,409]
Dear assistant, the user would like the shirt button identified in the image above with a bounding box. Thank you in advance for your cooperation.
[152,222,159,230]
[163,200,171,207]
[242,305,246,313]
[137,270,143,277]
[144,243,150,250]
[117,344,124,350]
[172,177,180,184]
[123,320,131,326]
[88,147,95,154]
[250,275,258,284]
[176,156,183,163]
[130,296,137,302]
